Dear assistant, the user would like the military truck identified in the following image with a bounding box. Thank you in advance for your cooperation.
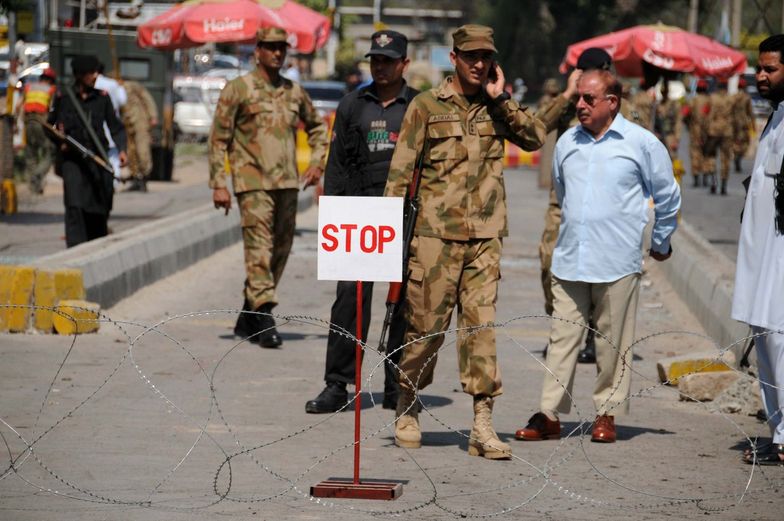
[48,27,175,180]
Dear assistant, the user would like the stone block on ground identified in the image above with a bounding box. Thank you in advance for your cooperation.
[52,300,101,335]
[5,266,35,332]
[678,371,740,402]
[714,373,763,415]
[657,350,736,385]
[34,269,85,333]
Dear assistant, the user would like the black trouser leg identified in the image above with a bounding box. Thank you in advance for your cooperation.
[324,280,374,385]
[85,211,108,241]
[65,206,88,247]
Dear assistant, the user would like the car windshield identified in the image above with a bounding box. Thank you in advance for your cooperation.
[303,83,346,102]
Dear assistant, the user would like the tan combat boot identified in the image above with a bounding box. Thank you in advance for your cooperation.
[394,388,421,449]
[468,396,512,460]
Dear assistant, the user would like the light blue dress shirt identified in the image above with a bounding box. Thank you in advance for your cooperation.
[551,113,681,283]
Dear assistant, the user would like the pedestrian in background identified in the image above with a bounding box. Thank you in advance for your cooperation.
[734,34,784,467]
[683,79,711,187]
[49,55,127,247]
[704,80,734,195]
[731,77,754,174]
[121,79,158,192]
[305,30,417,414]
[385,24,546,459]
[95,63,128,181]
[16,67,57,194]
[516,69,681,445]
[209,27,328,348]
[655,80,682,160]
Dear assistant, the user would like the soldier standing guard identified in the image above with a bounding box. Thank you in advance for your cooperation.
[49,55,127,247]
[17,67,57,194]
[704,80,734,195]
[122,80,158,192]
[305,30,418,414]
[683,79,711,187]
[209,27,328,348]
[384,24,546,459]
[731,77,754,174]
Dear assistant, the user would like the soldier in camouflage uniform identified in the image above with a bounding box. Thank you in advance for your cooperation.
[209,27,328,348]
[704,81,734,195]
[121,80,158,192]
[384,24,546,460]
[731,77,754,173]
[654,81,682,160]
[683,79,711,187]
[631,80,656,132]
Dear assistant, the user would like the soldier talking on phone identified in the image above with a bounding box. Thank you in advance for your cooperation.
[383,24,546,459]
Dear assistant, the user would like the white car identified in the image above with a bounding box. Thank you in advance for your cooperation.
[172,75,228,140]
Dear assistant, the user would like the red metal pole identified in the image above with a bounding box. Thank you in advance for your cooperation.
[353,280,362,485]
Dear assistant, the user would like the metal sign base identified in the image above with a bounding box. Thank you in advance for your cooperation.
[310,478,403,500]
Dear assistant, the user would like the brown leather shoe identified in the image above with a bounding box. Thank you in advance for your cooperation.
[591,414,616,443]
[515,412,560,441]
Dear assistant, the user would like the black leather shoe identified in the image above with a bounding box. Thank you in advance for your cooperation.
[256,303,282,348]
[305,381,348,413]
[234,299,254,338]
[578,326,596,363]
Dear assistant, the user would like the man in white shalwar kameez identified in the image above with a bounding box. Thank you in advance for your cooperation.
[732,34,784,466]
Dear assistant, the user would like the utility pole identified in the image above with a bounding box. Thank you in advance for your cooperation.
[326,0,338,76]
[731,0,742,47]
[688,0,699,33]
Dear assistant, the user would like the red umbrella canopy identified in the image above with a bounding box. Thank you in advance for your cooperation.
[137,0,331,54]
[561,23,747,78]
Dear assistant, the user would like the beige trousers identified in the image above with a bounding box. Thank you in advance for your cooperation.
[540,273,640,417]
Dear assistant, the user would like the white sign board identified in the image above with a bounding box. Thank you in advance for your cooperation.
[317,196,404,282]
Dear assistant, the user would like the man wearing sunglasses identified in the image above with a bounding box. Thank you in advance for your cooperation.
[209,27,328,348]
[384,24,546,459]
[516,69,681,444]
[733,34,784,466]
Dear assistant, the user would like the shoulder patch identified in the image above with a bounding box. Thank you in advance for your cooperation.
[428,114,461,123]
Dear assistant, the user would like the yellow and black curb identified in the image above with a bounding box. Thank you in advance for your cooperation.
[0,265,100,335]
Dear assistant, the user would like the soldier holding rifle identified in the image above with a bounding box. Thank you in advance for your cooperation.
[384,24,546,459]
[49,55,127,247]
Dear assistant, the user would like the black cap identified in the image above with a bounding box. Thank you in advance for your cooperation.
[365,30,408,59]
[71,55,100,75]
[576,47,612,71]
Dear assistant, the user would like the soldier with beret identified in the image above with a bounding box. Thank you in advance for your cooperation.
[49,55,127,247]
[209,27,329,348]
[305,30,418,414]
[384,24,546,459]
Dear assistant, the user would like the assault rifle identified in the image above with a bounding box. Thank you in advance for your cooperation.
[377,140,428,353]
[35,120,115,176]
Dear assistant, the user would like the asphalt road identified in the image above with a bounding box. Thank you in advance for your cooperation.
[1,168,781,520]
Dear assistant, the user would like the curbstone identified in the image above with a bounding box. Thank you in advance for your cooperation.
[657,350,736,385]
[52,299,100,335]
[34,269,85,332]
[5,266,35,332]
[678,371,740,402]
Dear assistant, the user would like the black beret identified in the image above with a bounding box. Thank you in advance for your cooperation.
[71,55,100,75]
[576,47,612,71]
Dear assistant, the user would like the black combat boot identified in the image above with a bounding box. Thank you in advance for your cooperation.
[577,321,597,364]
[234,298,254,338]
[720,179,728,195]
[256,303,283,348]
[305,381,348,413]
[692,176,700,188]
[734,156,742,173]
[709,175,717,194]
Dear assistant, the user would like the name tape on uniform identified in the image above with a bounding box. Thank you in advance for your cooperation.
[317,196,404,282]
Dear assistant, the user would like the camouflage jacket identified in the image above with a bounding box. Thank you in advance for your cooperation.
[684,93,710,141]
[655,99,682,140]
[122,80,157,132]
[384,76,546,240]
[208,70,328,193]
[706,92,734,138]
[731,91,754,134]
[535,94,573,135]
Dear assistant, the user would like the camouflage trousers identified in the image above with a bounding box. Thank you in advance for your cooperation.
[127,126,153,180]
[702,135,733,180]
[538,187,561,316]
[237,188,298,310]
[541,274,639,417]
[689,140,706,178]
[24,113,53,194]
[399,236,503,397]
[733,132,751,158]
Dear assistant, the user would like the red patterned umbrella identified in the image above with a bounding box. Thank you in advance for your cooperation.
[137,0,330,54]
[560,23,747,78]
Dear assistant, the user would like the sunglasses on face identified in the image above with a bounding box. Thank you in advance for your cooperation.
[258,42,287,52]
[576,93,614,107]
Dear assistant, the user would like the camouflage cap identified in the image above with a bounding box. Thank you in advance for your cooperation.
[452,24,497,53]
[257,26,289,44]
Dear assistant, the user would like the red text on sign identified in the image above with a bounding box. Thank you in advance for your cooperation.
[321,224,396,253]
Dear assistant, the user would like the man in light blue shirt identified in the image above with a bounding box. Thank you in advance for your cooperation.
[516,69,681,444]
